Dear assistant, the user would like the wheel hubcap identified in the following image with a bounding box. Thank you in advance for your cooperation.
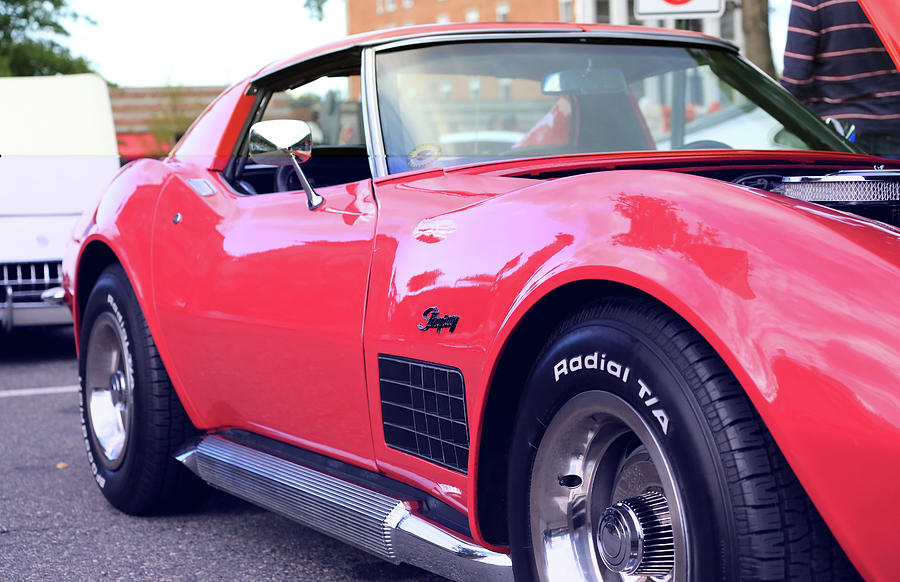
[84,311,134,470]
[598,491,674,576]
[529,391,686,582]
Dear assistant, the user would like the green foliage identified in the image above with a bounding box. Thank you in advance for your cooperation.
[292,92,321,107]
[304,0,327,21]
[146,86,197,155]
[0,0,93,76]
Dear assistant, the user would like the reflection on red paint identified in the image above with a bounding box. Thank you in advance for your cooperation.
[612,194,754,299]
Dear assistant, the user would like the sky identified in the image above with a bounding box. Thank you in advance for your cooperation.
[60,0,791,88]
[63,0,348,87]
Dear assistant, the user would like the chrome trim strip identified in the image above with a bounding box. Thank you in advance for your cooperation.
[179,435,513,582]
[260,30,738,181]
[362,30,737,179]
[395,514,513,582]
[187,178,217,197]
[4,285,12,332]
[370,30,738,54]
[195,435,400,560]
[40,287,66,305]
[362,47,388,179]
[251,27,737,84]
[174,438,202,474]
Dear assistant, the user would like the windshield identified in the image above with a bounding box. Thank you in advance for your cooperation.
[375,40,857,173]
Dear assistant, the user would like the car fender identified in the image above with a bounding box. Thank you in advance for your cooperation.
[70,158,213,427]
[474,170,900,576]
[73,159,170,322]
[366,168,899,575]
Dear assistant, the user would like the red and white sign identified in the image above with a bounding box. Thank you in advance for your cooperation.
[635,0,724,19]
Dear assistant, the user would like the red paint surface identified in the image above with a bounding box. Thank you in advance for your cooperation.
[151,175,379,468]
[66,23,900,581]
[860,0,900,67]
[362,167,900,579]
[170,82,255,171]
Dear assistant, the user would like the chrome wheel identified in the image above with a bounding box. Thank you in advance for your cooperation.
[84,310,134,470]
[529,391,686,582]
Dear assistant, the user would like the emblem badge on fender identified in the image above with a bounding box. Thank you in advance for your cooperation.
[417,306,460,334]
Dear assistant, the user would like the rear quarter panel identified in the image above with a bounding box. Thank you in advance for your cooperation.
[71,160,172,333]
[69,159,224,427]
[365,168,900,580]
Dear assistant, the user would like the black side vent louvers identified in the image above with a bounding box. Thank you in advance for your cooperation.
[378,354,469,473]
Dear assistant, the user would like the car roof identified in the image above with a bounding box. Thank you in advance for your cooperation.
[251,22,737,83]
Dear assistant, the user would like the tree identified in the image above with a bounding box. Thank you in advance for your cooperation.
[0,0,92,76]
[146,86,199,157]
[741,0,776,78]
[304,0,327,21]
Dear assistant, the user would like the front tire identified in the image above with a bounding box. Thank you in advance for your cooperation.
[507,298,859,581]
[79,264,206,515]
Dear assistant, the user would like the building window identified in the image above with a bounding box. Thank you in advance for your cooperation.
[675,19,702,32]
[496,3,510,21]
[440,82,453,100]
[469,77,481,100]
[721,0,736,40]
[376,0,384,14]
[436,13,450,23]
[499,77,512,101]
[465,8,479,22]
[628,0,640,25]
[402,0,413,8]
[385,0,396,12]
[559,0,572,22]
[595,0,610,23]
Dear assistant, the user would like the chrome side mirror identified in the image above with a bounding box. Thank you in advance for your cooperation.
[249,119,312,165]
[249,119,322,210]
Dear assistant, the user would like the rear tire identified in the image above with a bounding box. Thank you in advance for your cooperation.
[507,298,859,581]
[79,264,206,515]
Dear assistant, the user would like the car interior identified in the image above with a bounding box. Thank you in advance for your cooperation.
[226,51,373,195]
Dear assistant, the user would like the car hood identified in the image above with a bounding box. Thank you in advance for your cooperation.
[0,215,79,262]
[0,156,119,216]
[859,0,900,66]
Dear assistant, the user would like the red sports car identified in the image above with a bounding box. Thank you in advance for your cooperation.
[65,13,900,582]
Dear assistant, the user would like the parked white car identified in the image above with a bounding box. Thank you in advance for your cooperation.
[0,73,119,331]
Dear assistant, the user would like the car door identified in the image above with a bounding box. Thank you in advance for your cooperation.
[151,71,379,468]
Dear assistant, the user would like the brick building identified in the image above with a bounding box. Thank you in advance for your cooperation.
[108,85,301,161]
[109,86,226,161]
[108,1,744,161]
[347,0,743,52]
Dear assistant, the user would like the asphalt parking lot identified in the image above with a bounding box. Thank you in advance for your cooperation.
[0,326,448,582]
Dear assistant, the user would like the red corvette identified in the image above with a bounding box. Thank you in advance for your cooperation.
[65,14,900,582]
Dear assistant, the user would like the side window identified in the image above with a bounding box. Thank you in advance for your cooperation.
[261,75,365,147]
[632,65,811,151]
[234,74,370,195]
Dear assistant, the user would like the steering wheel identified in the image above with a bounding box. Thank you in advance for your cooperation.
[677,140,732,150]
[275,165,302,192]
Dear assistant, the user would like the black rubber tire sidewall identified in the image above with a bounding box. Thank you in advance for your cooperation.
[508,313,736,581]
[79,265,162,513]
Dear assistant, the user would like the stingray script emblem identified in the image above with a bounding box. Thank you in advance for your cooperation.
[417,306,460,334]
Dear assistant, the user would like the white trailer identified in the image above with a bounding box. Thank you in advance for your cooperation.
[0,73,120,330]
